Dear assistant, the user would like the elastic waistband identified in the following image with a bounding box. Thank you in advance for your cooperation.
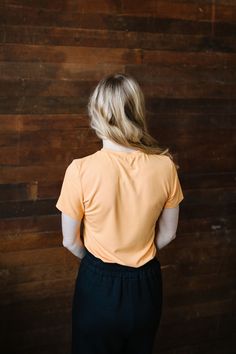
[82,249,160,277]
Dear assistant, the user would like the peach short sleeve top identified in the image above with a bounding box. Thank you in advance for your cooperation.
[56,147,184,267]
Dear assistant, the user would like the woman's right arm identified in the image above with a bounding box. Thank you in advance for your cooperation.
[155,205,180,250]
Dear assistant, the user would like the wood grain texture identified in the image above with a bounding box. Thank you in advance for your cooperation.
[0,0,235,353]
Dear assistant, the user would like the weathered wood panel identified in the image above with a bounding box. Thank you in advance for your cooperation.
[0,0,235,353]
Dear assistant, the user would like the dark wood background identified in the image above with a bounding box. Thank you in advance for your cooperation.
[0,1,235,353]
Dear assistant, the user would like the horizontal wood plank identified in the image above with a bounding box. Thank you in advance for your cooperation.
[1,27,236,52]
[0,7,214,34]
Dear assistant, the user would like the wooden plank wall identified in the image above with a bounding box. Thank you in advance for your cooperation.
[0,1,235,353]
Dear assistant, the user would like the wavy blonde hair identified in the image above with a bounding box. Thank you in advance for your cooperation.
[88,73,179,169]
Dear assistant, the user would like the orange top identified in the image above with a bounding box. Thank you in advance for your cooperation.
[56,147,184,267]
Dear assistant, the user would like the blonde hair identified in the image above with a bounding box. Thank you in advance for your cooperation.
[88,73,179,169]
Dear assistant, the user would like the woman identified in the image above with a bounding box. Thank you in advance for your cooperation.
[55,73,184,354]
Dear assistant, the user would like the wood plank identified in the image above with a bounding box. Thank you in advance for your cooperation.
[157,316,227,349]
[163,269,236,306]
[0,127,98,165]
[0,78,235,98]
[0,62,124,81]
[215,4,236,22]
[1,25,236,53]
[0,230,60,252]
[157,323,235,353]
[192,336,236,354]
[0,114,89,131]
[0,215,60,234]
[179,215,236,234]
[0,181,39,202]
[143,50,236,65]
[0,96,87,114]
[158,336,236,354]
[180,171,236,189]
[126,64,236,84]
[0,198,65,218]
[0,154,93,182]
[0,7,213,34]
[143,81,235,99]
[121,0,211,20]
[1,294,73,328]
[0,79,96,97]
[180,200,236,219]
[0,179,66,203]
[121,1,236,23]
[0,277,76,304]
[4,0,121,13]
[0,246,71,267]
[162,299,233,324]
[0,44,142,64]
[1,324,70,354]
[5,0,236,22]
[146,98,236,115]
[159,230,236,276]
[215,21,236,36]
[0,253,78,287]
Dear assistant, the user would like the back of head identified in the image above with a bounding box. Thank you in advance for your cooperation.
[88,73,178,168]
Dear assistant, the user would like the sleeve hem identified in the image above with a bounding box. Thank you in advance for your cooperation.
[55,203,83,221]
[163,196,184,209]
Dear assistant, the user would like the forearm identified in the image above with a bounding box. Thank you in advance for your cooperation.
[155,207,179,250]
[155,230,176,250]
[61,213,87,259]
[63,236,87,259]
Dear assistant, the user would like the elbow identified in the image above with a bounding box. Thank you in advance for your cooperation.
[62,237,80,250]
[62,232,78,249]
[62,239,72,249]
[155,231,177,250]
[170,233,176,240]
[62,239,68,249]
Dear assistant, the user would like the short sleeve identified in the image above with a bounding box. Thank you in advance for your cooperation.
[164,159,184,209]
[55,160,84,221]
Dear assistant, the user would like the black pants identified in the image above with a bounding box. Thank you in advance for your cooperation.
[71,249,163,354]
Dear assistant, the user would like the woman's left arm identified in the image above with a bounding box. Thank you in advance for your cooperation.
[61,213,87,259]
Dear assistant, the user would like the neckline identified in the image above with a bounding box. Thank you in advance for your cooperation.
[100,147,141,155]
